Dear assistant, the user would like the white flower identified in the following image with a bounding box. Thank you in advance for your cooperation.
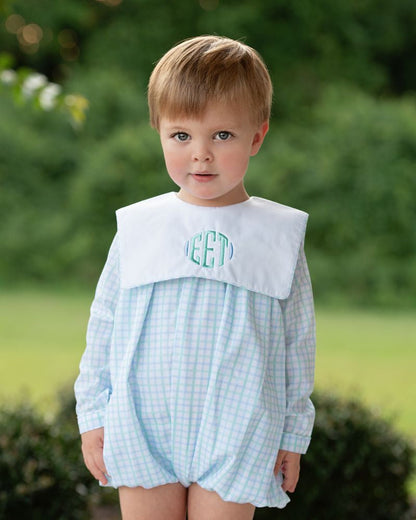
[22,73,48,98]
[0,69,17,85]
[39,83,62,110]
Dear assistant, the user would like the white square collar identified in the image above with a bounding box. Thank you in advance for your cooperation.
[116,192,308,300]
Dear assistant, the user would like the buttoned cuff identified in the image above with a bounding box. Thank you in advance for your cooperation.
[280,432,311,454]
[77,410,105,434]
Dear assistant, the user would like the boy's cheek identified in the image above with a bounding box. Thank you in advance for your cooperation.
[164,159,184,178]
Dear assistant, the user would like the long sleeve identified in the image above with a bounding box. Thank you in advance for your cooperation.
[279,245,316,454]
[74,235,120,434]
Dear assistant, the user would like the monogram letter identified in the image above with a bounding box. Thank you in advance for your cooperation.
[203,230,216,268]
[190,232,202,265]
[217,232,229,267]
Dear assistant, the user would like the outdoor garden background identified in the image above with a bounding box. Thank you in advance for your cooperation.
[0,0,415,518]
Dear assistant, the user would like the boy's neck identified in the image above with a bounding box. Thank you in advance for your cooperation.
[176,185,250,207]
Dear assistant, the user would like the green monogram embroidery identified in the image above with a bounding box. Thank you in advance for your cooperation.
[185,230,234,268]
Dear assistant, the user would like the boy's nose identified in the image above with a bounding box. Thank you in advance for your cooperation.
[192,145,213,162]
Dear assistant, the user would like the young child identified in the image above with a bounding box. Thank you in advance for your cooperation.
[75,35,316,520]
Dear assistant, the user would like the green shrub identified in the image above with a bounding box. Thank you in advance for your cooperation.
[254,392,415,520]
[248,85,416,305]
[67,123,172,281]
[0,403,91,520]
[66,67,149,140]
[0,96,80,284]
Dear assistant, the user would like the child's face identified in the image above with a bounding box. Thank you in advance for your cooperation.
[159,102,268,206]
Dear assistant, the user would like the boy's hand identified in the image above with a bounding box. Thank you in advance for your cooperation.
[81,427,109,485]
[274,450,301,493]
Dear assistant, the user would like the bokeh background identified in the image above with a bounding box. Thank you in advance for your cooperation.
[0,0,415,518]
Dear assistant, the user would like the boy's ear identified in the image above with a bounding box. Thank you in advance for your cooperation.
[250,121,269,156]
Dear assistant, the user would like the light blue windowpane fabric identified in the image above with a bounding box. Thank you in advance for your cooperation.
[74,234,315,508]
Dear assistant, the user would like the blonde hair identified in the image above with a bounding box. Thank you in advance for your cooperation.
[148,35,273,130]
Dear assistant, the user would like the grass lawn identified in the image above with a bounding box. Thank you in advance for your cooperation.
[0,288,90,414]
[315,307,416,437]
[1,288,415,443]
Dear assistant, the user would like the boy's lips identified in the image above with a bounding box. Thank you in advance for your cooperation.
[190,172,217,182]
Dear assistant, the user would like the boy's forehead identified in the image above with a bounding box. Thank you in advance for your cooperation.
[160,102,255,128]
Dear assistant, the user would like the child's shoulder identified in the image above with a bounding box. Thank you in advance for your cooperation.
[249,196,308,220]
[116,192,173,216]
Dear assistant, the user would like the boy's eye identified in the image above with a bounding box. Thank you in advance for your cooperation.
[173,132,190,142]
[215,131,232,141]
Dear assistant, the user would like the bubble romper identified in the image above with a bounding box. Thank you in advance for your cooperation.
[74,193,315,508]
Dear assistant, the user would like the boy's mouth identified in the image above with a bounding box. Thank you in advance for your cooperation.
[191,172,217,182]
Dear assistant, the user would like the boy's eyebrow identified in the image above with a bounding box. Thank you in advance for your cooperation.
[161,121,241,132]
[162,123,191,131]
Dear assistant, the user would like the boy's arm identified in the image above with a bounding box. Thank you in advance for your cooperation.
[279,245,316,455]
[74,235,120,434]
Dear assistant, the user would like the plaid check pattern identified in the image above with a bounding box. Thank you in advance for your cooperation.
[75,231,315,508]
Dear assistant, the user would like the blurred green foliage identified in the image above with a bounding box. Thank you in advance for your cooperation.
[248,85,416,305]
[1,0,416,305]
[0,403,90,519]
[3,0,416,107]
[255,393,415,520]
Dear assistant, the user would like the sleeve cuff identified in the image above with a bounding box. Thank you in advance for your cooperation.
[280,432,311,454]
[77,410,105,434]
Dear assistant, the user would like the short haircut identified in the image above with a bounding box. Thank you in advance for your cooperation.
[148,35,273,130]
